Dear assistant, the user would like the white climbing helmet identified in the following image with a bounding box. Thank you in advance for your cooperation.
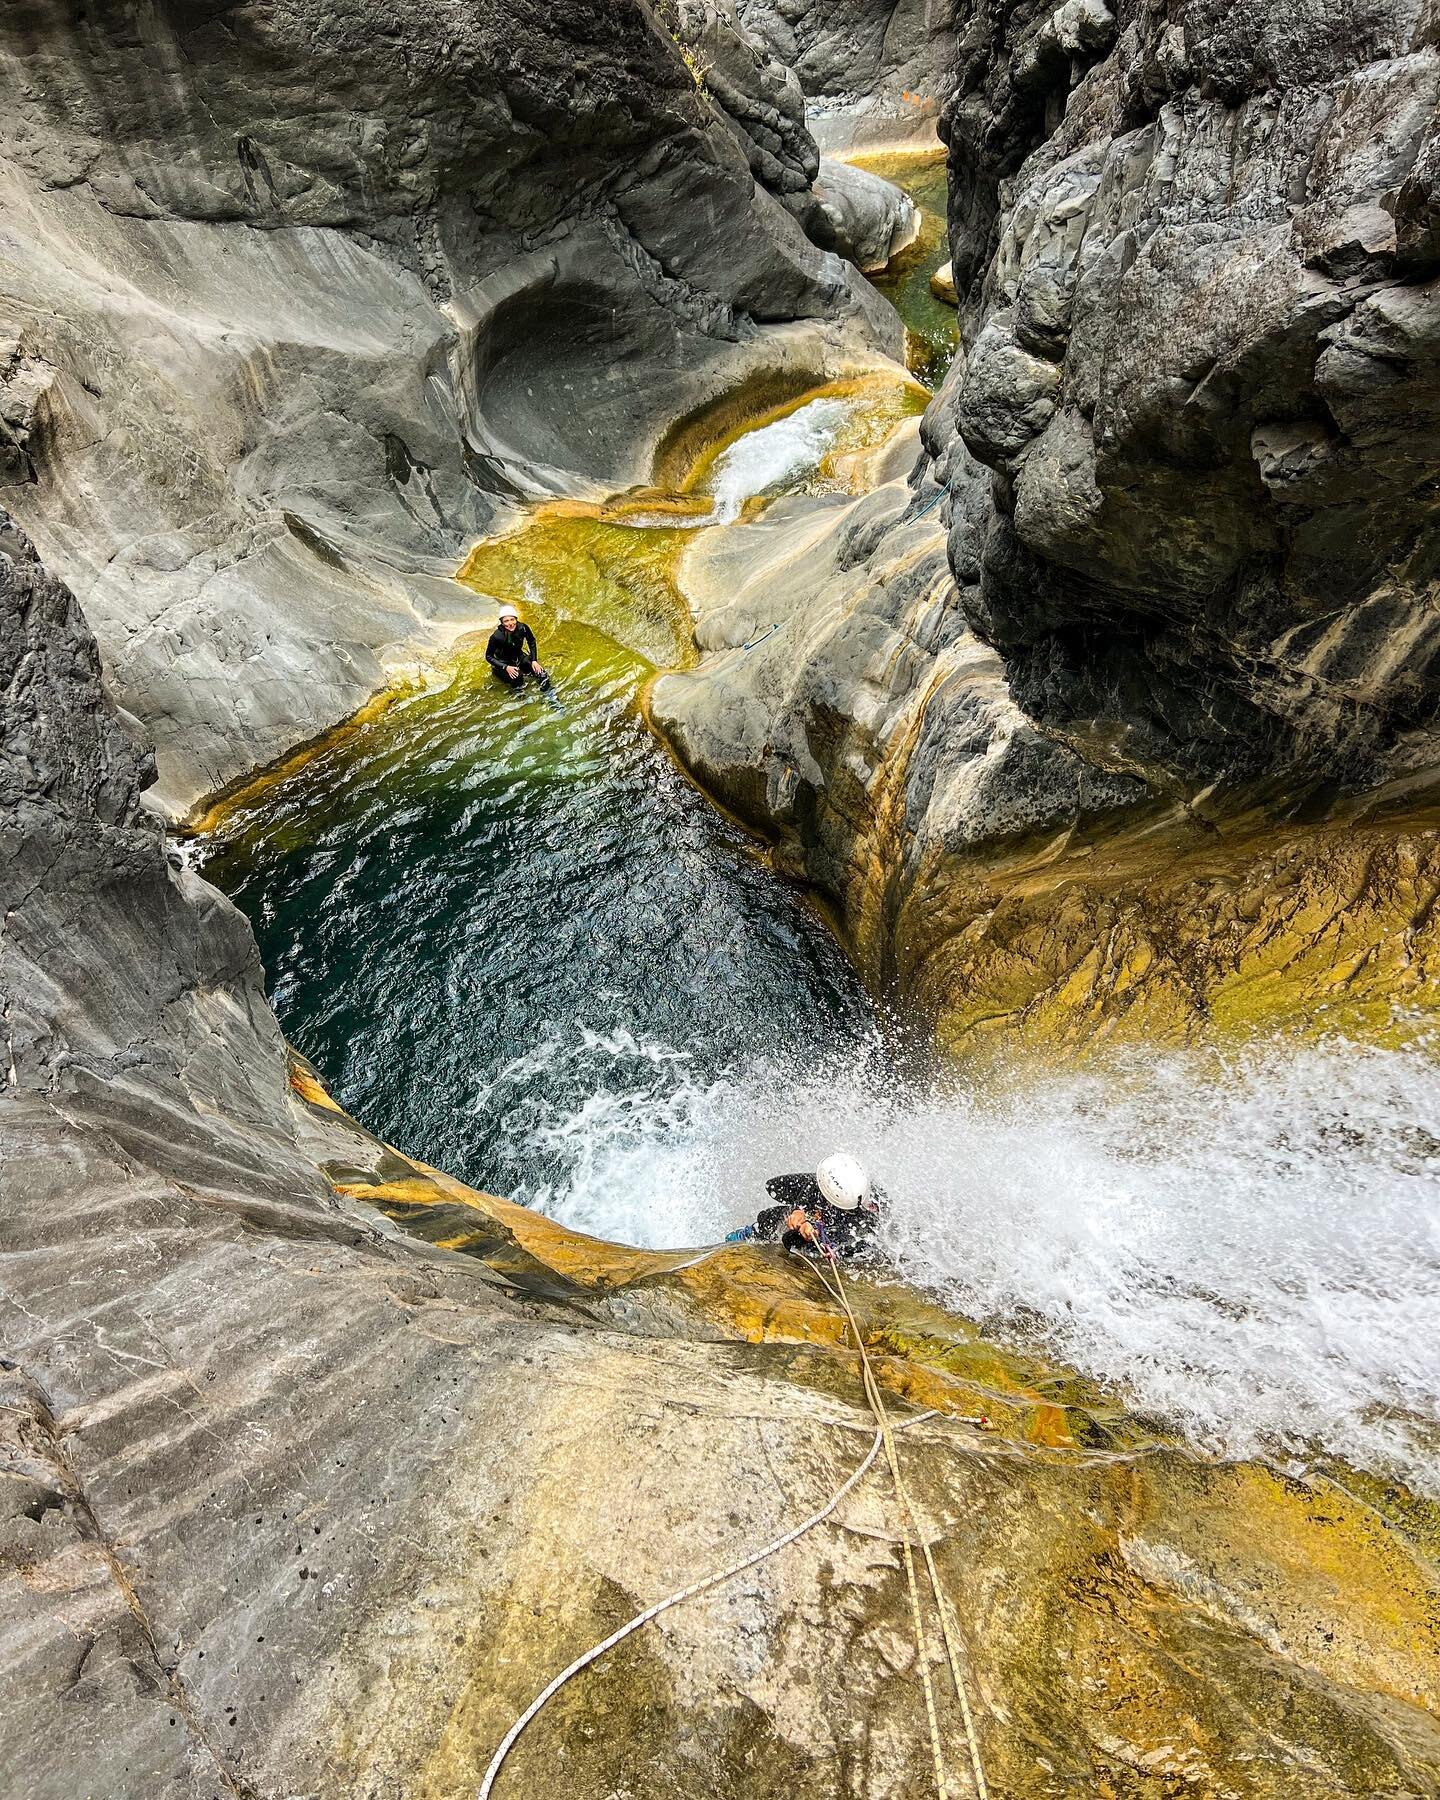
[816,1152,869,1211]
[498,603,520,622]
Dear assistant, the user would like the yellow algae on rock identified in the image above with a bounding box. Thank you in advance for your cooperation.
[276,1057,1440,1798]
[898,799,1440,1059]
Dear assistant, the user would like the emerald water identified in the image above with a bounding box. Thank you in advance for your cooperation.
[197,311,1440,1498]
[850,149,957,387]
[200,383,908,1237]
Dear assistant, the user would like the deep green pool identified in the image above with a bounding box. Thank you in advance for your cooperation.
[201,390,898,1242]
[852,149,958,388]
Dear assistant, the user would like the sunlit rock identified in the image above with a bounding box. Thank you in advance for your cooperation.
[7,512,1438,1793]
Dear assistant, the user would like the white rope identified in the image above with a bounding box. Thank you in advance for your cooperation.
[811,1250,990,1800]
[809,1253,950,1799]
[477,1408,938,1799]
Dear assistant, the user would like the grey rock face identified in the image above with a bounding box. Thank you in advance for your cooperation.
[674,0,820,200]
[808,157,920,270]
[650,421,1144,990]
[738,0,958,147]
[3,515,964,1798]
[0,0,899,815]
[937,0,1440,790]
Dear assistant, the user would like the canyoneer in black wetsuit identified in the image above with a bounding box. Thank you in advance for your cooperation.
[486,603,547,686]
[726,1152,883,1258]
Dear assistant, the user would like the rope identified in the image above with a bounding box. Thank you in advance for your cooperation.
[477,1407,938,1799]
[809,1250,989,1800]
[807,1254,948,1797]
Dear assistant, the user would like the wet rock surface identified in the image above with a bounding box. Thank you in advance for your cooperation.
[0,0,898,815]
[809,158,921,272]
[650,420,1144,996]
[660,0,1440,1046]
[5,520,1439,1795]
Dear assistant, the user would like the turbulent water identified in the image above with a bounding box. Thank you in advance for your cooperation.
[204,653,878,1211]
[706,396,850,522]
[204,374,1440,1499]
[542,1032,1440,1494]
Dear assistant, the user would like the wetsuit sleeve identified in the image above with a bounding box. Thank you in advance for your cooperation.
[484,630,509,670]
[754,1202,789,1240]
[520,624,538,663]
[827,1200,881,1257]
[765,1173,819,1209]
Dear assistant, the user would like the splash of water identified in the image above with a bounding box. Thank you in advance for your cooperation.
[704,396,850,523]
[527,1030,1440,1492]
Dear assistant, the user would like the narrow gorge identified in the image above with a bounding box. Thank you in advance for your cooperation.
[3,3,1438,1797]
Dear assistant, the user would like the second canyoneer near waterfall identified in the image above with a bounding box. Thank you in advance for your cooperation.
[486,603,549,688]
[728,1153,884,1257]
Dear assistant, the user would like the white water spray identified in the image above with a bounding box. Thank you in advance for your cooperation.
[516,1029,1440,1492]
[704,396,850,523]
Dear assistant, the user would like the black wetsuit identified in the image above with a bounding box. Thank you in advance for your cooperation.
[754,1172,882,1257]
[486,620,541,684]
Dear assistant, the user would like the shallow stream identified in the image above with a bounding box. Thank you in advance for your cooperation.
[847,147,957,386]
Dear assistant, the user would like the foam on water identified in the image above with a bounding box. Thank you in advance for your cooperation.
[207,373,1439,1498]
[704,396,850,522]
[527,1030,1440,1492]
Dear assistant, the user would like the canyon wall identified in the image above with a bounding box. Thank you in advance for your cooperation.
[0,0,900,814]
[738,0,957,147]
[655,0,1440,1049]
[6,500,1438,1798]
[944,0,1440,794]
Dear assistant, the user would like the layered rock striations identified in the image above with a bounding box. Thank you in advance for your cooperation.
[0,0,901,815]
[6,509,1440,1798]
[658,0,1440,1050]
[650,419,1145,1001]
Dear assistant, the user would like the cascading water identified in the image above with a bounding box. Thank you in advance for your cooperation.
[527,1030,1439,1494]
[202,369,1440,1503]
[703,396,851,523]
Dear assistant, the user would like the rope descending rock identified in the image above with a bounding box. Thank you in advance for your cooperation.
[476,1406,939,1799]
[476,1243,992,1800]
[810,1248,990,1800]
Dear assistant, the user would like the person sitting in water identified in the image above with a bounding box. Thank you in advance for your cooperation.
[726,1153,882,1258]
[485,603,547,686]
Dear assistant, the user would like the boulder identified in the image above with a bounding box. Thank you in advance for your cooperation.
[807,158,920,271]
